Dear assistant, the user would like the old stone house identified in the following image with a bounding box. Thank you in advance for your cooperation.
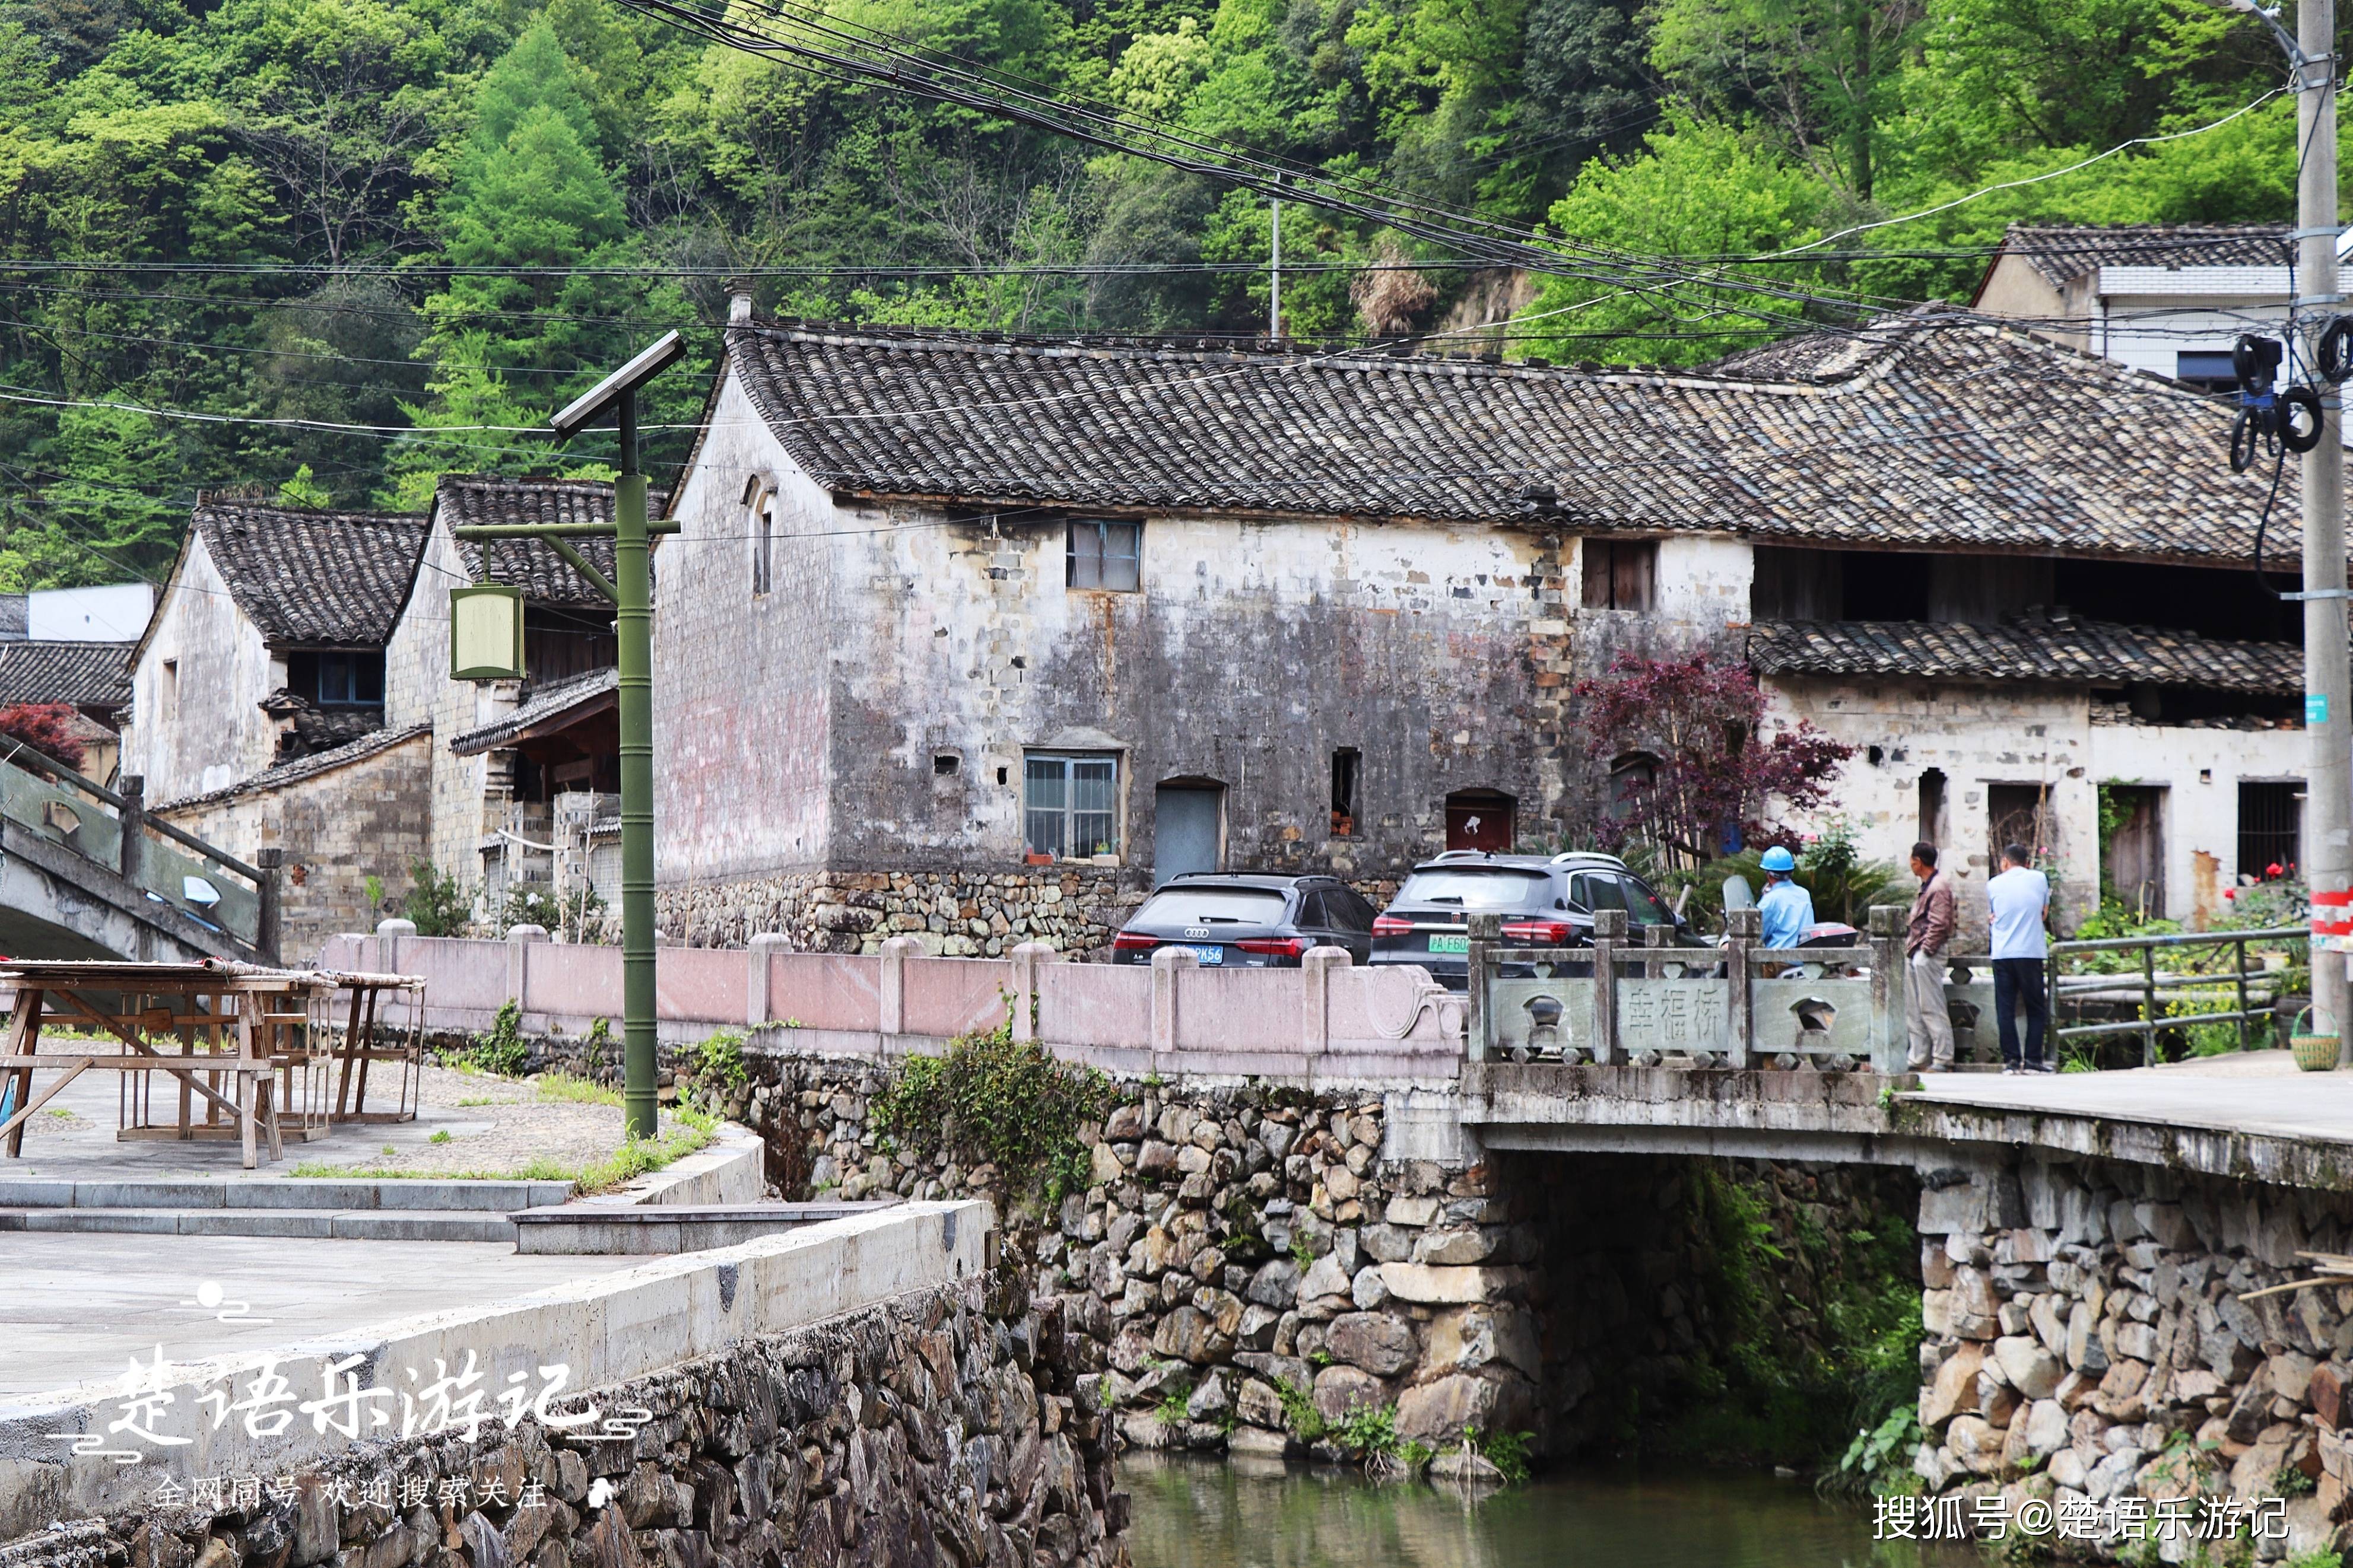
[120,497,432,949]
[382,475,627,924]
[642,306,2308,952]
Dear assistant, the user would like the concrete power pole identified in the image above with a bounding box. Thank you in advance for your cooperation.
[2294,0,2352,1056]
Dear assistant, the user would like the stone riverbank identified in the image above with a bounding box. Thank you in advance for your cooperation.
[2,1273,1125,1568]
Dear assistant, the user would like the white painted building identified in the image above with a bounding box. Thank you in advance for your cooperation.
[1973,223,2353,389]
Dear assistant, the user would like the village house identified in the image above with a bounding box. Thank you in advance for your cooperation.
[120,496,432,950]
[382,475,626,928]
[1973,221,2353,388]
[0,639,136,784]
[634,301,2303,953]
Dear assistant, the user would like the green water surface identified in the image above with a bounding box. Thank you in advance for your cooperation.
[1125,1454,1984,1568]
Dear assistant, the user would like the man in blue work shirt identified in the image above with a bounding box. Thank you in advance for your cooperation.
[1757,845,1815,951]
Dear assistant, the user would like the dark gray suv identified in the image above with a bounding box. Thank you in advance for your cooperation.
[1368,850,1688,989]
[1111,873,1379,967]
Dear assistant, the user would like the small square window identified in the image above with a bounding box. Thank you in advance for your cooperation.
[1582,539,1656,611]
[1067,520,1141,592]
[1024,752,1120,858]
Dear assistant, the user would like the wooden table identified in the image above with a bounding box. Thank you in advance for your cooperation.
[0,960,341,1169]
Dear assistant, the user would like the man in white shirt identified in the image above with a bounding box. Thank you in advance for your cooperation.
[1987,842,2053,1074]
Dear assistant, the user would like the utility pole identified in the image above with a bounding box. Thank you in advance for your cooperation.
[1270,196,1281,341]
[453,332,685,1138]
[2294,0,2351,1058]
[2217,0,2351,1055]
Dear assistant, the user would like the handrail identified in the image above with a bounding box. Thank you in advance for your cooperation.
[0,740,264,886]
[2050,925,2304,954]
[142,811,265,885]
[0,737,125,809]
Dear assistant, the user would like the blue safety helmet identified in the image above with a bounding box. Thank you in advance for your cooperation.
[1759,846,1798,873]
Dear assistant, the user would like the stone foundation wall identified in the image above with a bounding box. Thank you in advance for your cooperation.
[652,870,1409,959]
[1913,1151,2353,1559]
[723,1054,1538,1462]
[712,1051,1904,1470]
[656,869,1146,957]
[1,1275,1129,1568]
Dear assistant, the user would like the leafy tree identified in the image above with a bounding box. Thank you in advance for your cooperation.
[1517,113,1832,366]
[0,704,88,771]
[1571,650,1853,867]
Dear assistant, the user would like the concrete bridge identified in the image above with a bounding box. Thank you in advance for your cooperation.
[0,753,277,963]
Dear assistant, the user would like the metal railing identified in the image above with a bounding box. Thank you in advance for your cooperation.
[0,744,279,958]
[2046,925,2303,1067]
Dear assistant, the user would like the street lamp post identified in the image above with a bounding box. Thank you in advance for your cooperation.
[451,332,685,1139]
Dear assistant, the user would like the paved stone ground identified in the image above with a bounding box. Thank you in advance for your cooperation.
[0,1059,698,1181]
[0,1232,645,1397]
[1909,1047,2353,1144]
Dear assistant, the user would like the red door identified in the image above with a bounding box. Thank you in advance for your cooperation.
[1445,791,1515,852]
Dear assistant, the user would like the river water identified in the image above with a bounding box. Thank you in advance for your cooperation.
[1124,1454,1986,1568]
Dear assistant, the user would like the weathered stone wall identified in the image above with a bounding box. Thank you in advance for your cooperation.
[1,1275,1130,1568]
[122,534,282,805]
[1913,1150,2353,1559]
[1761,672,2309,937]
[656,868,1145,958]
[719,1054,1537,1462]
[155,729,432,956]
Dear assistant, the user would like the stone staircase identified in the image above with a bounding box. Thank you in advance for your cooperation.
[0,1176,576,1242]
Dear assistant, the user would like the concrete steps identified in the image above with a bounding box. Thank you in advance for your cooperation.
[0,1176,574,1242]
[0,1206,519,1241]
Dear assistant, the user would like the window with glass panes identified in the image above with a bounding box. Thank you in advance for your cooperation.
[1024,753,1120,858]
[1066,520,1141,591]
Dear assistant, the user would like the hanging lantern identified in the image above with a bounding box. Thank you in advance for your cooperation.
[449,584,525,681]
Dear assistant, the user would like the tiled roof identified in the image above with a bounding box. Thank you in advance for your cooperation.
[1747,613,2301,693]
[0,640,132,708]
[154,723,431,812]
[450,667,616,755]
[436,476,665,606]
[722,314,2292,567]
[1995,224,2290,289]
[191,499,427,646]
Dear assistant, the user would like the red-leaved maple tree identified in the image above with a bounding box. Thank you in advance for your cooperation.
[1571,652,1850,865]
[0,704,87,771]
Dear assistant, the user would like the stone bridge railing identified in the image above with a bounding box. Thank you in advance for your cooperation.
[1469,906,2007,1074]
[317,928,1466,1082]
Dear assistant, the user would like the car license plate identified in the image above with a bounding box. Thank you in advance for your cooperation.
[1177,945,1224,965]
[1426,934,1469,955]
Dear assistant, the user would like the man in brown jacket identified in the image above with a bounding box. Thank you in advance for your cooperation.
[1906,841,1957,1070]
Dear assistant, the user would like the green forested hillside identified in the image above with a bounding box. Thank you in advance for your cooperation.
[0,0,2330,585]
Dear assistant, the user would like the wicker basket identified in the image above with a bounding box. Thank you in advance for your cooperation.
[2294,1033,2342,1073]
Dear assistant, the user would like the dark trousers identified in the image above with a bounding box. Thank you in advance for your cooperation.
[1993,958,2048,1066]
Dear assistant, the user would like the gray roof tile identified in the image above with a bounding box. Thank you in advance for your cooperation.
[436,476,665,606]
[192,498,426,646]
[1747,613,2301,692]
[725,315,2285,567]
[0,640,132,708]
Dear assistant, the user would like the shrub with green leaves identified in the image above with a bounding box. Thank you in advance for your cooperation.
[695,1028,748,1088]
[871,1020,1110,1201]
[452,998,528,1077]
[402,859,472,937]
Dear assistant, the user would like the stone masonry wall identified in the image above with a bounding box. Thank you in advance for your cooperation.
[1914,1151,2353,1560]
[657,869,1146,958]
[1,1275,1130,1568]
[722,1052,1538,1464]
[155,729,433,958]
